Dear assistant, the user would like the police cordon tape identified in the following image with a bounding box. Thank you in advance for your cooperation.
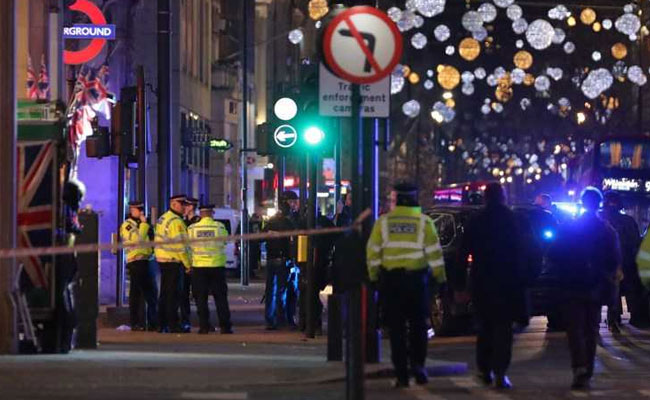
[0,209,372,260]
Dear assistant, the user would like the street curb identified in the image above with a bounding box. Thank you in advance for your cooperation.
[316,360,469,384]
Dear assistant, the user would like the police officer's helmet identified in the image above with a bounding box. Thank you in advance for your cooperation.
[394,182,419,206]
[581,186,603,211]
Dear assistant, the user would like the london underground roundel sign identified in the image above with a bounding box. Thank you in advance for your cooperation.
[63,0,116,65]
[323,6,403,84]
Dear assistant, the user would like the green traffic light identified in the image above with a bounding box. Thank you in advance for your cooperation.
[304,126,325,145]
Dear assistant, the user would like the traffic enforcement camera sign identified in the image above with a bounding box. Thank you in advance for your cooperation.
[323,6,402,84]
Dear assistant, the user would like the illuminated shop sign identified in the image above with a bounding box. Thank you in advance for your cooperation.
[63,0,115,65]
[601,177,650,193]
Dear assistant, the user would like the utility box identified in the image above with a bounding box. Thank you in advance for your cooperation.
[75,210,100,349]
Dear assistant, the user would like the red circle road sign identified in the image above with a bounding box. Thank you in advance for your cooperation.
[323,6,403,84]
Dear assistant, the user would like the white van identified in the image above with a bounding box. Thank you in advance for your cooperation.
[212,208,240,270]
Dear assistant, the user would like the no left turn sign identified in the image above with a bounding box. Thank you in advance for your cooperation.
[323,6,403,84]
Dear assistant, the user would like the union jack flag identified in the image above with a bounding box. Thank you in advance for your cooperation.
[37,54,50,100]
[26,56,38,100]
[17,141,55,288]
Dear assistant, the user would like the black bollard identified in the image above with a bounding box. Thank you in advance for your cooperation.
[327,294,343,361]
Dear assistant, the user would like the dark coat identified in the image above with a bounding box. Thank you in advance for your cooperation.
[600,209,640,276]
[548,212,621,305]
[263,212,295,259]
[459,204,529,322]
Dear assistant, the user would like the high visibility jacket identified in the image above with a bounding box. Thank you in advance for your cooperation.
[637,233,650,287]
[366,206,446,283]
[120,218,152,263]
[154,209,191,271]
[187,217,229,267]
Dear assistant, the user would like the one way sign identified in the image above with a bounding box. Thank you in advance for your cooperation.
[273,124,298,148]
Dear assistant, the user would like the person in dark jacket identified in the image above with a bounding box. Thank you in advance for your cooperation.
[600,191,649,329]
[548,187,621,390]
[262,191,297,330]
[458,183,529,389]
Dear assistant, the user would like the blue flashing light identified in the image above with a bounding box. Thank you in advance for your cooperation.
[543,229,554,240]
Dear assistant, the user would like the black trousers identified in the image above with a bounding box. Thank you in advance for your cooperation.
[562,299,601,376]
[476,316,513,376]
[128,259,158,328]
[158,262,182,330]
[180,271,192,326]
[192,267,232,330]
[381,269,429,382]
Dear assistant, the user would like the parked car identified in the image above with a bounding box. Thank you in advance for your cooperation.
[425,204,560,336]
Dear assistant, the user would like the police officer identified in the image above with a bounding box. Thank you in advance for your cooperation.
[549,187,620,390]
[459,183,529,389]
[187,204,233,334]
[154,194,191,333]
[120,201,157,331]
[366,182,446,388]
[179,197,200,333]
[262,191,296,330]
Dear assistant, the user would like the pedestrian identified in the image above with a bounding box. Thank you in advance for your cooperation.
[458,183,529,389]
[249,210,263,278]
[284,191,303,329]
[334,192,353,227]
[187,204,233,334]
[178,197,200,333]
[120,201,157,331]
[548,187,620,390]
[602,191,650,329]
[366,182,446,388]
[154,194,191,333]
[262,191,296,330]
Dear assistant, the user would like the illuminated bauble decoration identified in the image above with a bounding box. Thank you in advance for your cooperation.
[288,29,303,44]
[493,0,514,8]
[616,13,641,36]
[478,3,497,23]
[406,0,417,10]
[515,39,524,48]
[559,97,571,108]
[553,28,566,44]
[563,41,575,54]
[581,68,613,99]
[462,11,483,32]
[512,18,528,35]
[408,72,420,84]
[481,104,491,114]
[462,71,475,82]
[612,61,627,80]
[415,0,446,18]
[507,4,522,21]
[495,79,513,103]
[434,25,451,41]
[628,65,645,84]
[424,79,434,90]
[414,15,425,28]
[411,32,428,49]
[308,0,329,20]
[592,22,601,32]
[513,50,533,70]
[402,65,411,76]
[624,4,634,13]
[437,65,461,90]
[535,75,550,92]
[520,97,531,110]
[462,83,475,95]
[445,45,455,55]
[592,51,602,62]
[511,68,525,84]
[493,102,504,113]
[487,74,498,86]
[387,7,402,22]
[427,69,434,77]
[523,74,535,86]
[526,19,555,50]
[603,19,613,30]
[494,66,507,79]
[397,10,418,32]
[474,67,487,79]
[391,67,406,94]
[459,38,481,61]
[402,100,421,118]
[445,98,456,108]
[472,27,488,41]
[580,8,596,25]
[548,5,570,20]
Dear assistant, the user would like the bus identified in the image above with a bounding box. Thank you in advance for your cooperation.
[571,135,650,232]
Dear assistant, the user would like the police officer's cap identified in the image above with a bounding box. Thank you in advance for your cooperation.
[186,197,199,206]
[170,194,187,202]
[199,204,215,211]
[281,190,299,201]
[393,182,418,195]
[128,201,145,209]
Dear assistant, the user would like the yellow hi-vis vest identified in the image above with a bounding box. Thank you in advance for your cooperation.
[120,218,152,263]
[366,206,446,284]
[154,209,191,271]
[637,233,650,287]
[187,217,229,267]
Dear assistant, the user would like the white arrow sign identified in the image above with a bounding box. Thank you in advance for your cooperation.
[273,124,298,148]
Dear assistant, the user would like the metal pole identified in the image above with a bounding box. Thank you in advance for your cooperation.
[240,0,251,286]
[0,0,17,355]
[116,155,125,307]
[157,0,171,212]
[137,66,147,205]
[335,119,342,204]
[305,153,318,338]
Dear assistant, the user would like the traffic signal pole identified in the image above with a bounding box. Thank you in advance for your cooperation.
[0,0,17,355]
